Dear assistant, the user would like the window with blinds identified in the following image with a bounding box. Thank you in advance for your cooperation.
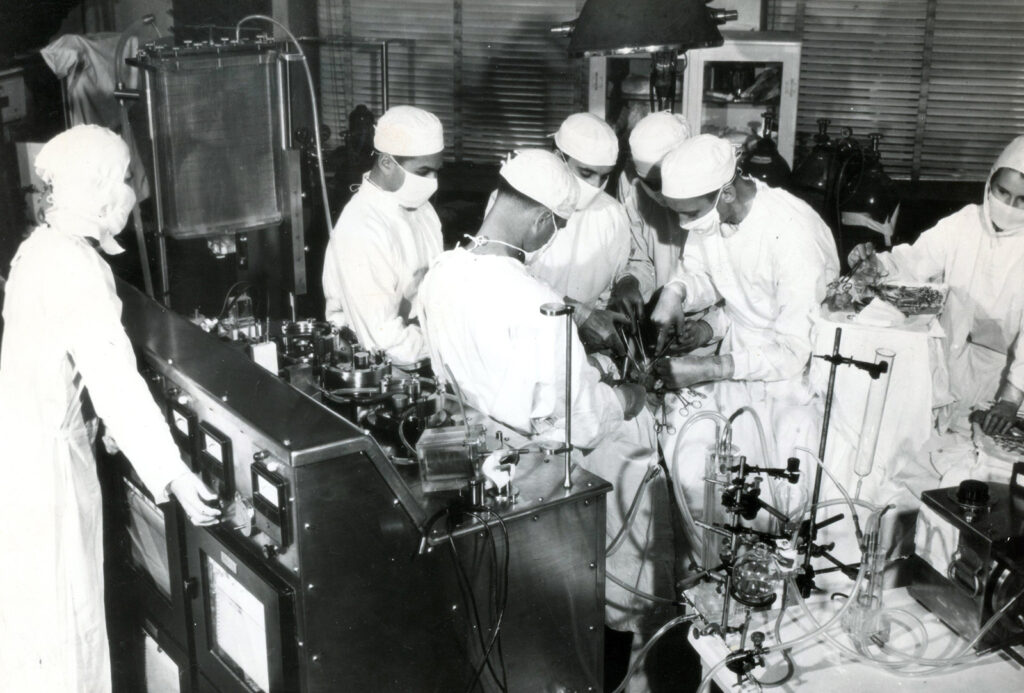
[767,0,928,178]
[767,0,1024,181]
[317,0,585,164]
[317,1,456,150]
[919,1,1024,180]
[460,1,583,162]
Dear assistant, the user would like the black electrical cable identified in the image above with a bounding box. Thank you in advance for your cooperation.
[465,511,503,690]
[417,504,511,691]
[445,512,498,692]
[217,280,253,319]
[466,510,510,692]
[478,507,512,689]
[447,512,507,693]
[462,509,512,693]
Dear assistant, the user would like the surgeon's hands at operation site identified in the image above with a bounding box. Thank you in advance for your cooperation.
[578,308,630,356]
[651,283,687,352]
[980,400,1021,436]
[168,472,222,526]
[676,319,714,353]
[608,275,646,323]
[847,242,882,276]
[614,382,648,420]
[654,354,734,390]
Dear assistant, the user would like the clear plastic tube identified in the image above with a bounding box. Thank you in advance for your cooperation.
[671,411,731,570]
[727,405,773,469]
[794,446,864,542]
[790,574,1024,673]
[606,571,677,605]
[853,349,895,477]
[611,614,699,693]
[751,581,795,688]
[606,465,661,557]
[696,561,869,693]
[236,16,334,237]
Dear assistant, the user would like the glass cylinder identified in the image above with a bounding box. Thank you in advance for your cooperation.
[853,348,895,477]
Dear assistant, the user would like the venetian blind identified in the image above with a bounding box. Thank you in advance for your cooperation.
[918,0,1024,180]
[767,0,928,178]
[317,0,584,163]
[460,0,584,162]
[317,1,456,150]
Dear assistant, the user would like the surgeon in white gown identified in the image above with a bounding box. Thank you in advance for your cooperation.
[418,150,676,691]
[526,112,632,354]
[849,135,1024,437]
[608,112,693,321]
[0,125,219,693]
[650,135,840,528]
[322,105,445,366]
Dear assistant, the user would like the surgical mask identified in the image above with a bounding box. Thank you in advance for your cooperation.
[678,188,723,234]
[524,212,560,263]
[987,190,1024,233]
[390,156,438,209]
[99,182,136,237]
[574,176,603,210]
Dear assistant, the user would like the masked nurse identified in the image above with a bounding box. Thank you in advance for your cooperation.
[0,125,220,692]
[849,136,1024,435]
[322,105,445,367]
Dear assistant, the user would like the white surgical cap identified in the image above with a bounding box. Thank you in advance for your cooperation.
[991,136,1024,179]
[500,149,579,219]
[629,111,692,178]
[35,124,132,253]
[374,105,444,157]
[662,134,737,200]
[553,113,618,167]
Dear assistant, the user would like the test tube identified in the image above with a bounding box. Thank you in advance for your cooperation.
[853,348,895,478]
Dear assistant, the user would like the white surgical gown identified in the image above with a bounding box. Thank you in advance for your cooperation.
[875,204,1024,428]
[527,190,631,307]
[417,248,675,633]
[616,170,688,301]
[322,177,443,365]
[664,180,839,521]
[0,224,191,692]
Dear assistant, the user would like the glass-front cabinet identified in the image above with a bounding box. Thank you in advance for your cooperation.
[588,32,801,166]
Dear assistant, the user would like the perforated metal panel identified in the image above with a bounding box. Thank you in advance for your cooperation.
[141,44,283,238]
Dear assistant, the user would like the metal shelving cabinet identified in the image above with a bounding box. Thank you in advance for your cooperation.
[589,32,801,166]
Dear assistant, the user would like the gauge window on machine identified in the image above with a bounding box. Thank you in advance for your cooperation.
[198,422,234,498]
[207,555,270,693]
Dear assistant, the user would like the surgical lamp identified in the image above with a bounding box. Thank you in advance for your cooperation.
[553,0,738,110]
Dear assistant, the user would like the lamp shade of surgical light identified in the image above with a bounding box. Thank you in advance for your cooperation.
[553,0,737,111]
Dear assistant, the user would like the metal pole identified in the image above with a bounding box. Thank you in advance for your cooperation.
[277,52,293,149]
[379,41,390,112]
[563,307,573,489]
[143,70,171,307]
[803,327,842,579]
[541,302,575,489]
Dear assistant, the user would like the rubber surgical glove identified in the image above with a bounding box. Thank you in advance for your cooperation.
[981,399,1020,436]
[578,308,630,356]
[608,275,647,323]
[654,354,734,390]
[676,319,714,353]
[168,472,222,526]
[613,382,648,420]
[650,283,688,352]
